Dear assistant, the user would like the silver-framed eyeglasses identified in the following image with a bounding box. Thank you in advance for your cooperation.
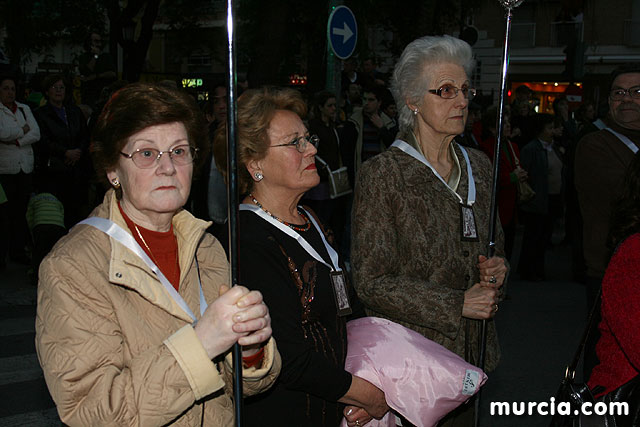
[428,84,476,100]
[610,86,640,101]
[271,134,319,153]
[120,144,199,169]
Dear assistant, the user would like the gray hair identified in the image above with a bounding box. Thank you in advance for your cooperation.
[391,35,475,134]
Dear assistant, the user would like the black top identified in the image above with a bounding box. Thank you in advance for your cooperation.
[34,103,90,173]
[309,117,342,173]
[240,208,363,427]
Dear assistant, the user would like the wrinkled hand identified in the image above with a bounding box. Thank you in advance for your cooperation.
[194,285,271,360]
[340,376,389,419]
[477,255,507,289]
[514,166,528,183]
[344,406,373,427]
[462,282,498,320]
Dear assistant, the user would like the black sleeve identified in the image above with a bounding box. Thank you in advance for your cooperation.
[379,126,395,148]
[239,227,352,402]
[338,122,357,186]
[34,109,65,159]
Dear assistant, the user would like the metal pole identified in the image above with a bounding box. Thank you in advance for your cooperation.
[474,2,523,425]
[225,1,243,425]
[478,4,512,374]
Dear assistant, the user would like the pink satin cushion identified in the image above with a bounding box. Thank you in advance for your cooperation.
[341,317,487,427]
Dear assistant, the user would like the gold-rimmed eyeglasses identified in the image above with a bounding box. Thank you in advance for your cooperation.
[120,144,198,169]
[271,134,319,153]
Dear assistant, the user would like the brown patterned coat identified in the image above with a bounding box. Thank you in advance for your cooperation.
[351,142,505,372]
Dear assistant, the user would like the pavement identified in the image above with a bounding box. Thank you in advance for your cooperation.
[0,261,59,426]
[0,228,589,426]
[479,238,588,426]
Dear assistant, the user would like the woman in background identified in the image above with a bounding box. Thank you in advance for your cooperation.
[35,74,90,228]
[305,90,349,249]
[0,74,40,267]
[479,106,528,259]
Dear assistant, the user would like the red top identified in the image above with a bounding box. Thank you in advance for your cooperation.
[3,101,17,113]
[588,233,640,397]
[118,202,180,291]
[478,137,520,226]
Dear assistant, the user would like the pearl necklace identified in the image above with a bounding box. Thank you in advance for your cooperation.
[249,194,311,232]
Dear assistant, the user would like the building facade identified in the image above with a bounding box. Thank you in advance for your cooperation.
[470,0,640,111]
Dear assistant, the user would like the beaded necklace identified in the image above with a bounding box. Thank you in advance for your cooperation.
[249,193,311,232]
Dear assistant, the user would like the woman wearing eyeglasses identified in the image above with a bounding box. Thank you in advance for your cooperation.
[214,87,388,427]
[34,74,91,228]
[351,36,508,426]
[35,83,280,426]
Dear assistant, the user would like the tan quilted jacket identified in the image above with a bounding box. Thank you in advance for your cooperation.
[36,190,281,426]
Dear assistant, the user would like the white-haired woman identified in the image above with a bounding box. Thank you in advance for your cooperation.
[351,35,508,426]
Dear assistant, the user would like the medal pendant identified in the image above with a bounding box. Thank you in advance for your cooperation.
[460,204,479,242]
[330,271,352,316]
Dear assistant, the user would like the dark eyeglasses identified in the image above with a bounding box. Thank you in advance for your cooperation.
[271,134,319,153]
[428,84,476,100]
[120,145,198,169]
[610,86,640,101]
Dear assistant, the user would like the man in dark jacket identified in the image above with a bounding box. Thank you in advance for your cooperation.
[519,114,564,281]
[574,64,640,379]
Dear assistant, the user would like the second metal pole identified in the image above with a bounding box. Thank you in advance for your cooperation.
[474,7,514,427]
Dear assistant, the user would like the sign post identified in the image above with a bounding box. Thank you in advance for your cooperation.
[327,5,357,60]
[326,5,357,112]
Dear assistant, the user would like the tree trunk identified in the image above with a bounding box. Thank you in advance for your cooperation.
[108,0,161,83]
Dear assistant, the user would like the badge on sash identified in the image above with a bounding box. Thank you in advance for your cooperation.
[330,271,352,316]
[460,204,479,242]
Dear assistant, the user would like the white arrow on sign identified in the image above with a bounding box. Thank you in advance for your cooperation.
[332,22,354,44]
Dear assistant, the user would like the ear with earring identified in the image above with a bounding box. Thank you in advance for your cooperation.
[413,108,419,116]
[111,178,121,188]
[254,172,264,182]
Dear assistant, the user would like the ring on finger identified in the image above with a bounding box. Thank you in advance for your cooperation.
[489,275,497,284]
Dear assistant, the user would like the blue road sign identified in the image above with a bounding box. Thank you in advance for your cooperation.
[327,6,357,60]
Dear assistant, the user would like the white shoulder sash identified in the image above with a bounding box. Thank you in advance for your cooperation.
[391,139,476,205]
[604,127,639,154]
[239,204,341,272]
